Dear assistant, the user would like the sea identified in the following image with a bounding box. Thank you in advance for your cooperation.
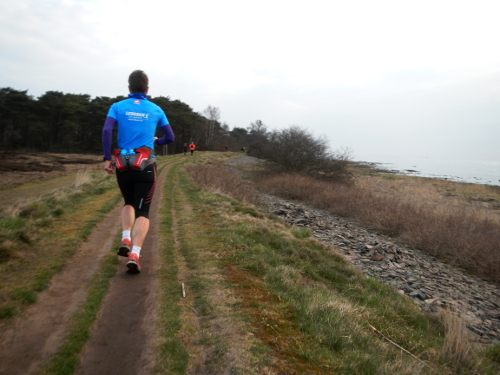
[355,155,500,186]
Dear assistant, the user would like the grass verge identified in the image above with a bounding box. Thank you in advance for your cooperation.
[156,160,190,374]
[155,154,500,374]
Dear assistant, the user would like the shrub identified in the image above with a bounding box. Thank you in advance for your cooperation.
[247,124,352,182]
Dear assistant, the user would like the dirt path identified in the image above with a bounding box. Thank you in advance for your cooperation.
[0,204,122,375]
[0,160,180,375]
[74,161,175,375]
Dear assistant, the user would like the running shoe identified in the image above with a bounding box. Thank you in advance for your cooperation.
[126,253,141,273]
[117,238,131,257]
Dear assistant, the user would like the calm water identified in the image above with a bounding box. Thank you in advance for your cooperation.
[356,155,500,186]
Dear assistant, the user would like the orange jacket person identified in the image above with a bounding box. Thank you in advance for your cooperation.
[189,142,196,156]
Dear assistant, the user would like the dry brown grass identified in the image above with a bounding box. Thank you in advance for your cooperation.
[73,170,92,187]
[186,164,260,205]
[256,172,500,285]
[438,309,481,374]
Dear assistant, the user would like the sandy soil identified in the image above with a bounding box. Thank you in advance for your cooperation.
[0,160,177,375]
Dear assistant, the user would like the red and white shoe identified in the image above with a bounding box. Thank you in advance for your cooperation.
[126,253,141,273]
[117,238,131,257]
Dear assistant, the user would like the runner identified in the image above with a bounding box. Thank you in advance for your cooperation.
[183,142,188,156]
[189,142,196,156]
[102,70,175,273]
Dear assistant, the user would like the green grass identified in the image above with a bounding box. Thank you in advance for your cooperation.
[0,172,122,321]
[216,203,442,373]
[485,343,500,363]
[156,160,190,374]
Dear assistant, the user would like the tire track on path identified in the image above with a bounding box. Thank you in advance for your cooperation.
[0,202,123,375]
[75,159,183,375]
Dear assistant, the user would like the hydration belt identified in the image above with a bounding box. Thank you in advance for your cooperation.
[112,147,154,171]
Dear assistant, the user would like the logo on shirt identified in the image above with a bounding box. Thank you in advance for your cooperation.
[125,111,150,122]
[134,100,140,104]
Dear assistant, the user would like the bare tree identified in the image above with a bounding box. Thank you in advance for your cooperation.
[190,116,203,146]
[246,120,269,157]
[203,105,220,150]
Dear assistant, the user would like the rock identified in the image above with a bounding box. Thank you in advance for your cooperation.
[385,254,395,261]
[409,291,427,300]
[486,309,500,319]
[273,210,288,216]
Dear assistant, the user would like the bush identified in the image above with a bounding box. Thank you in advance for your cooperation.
[248,125,352,182]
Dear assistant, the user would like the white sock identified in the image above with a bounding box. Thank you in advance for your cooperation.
[122,230,131,241]
[131,246,141,256]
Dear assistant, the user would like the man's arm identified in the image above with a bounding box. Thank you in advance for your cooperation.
[154,125,175,146]
[102,116,117,160]
[102,116,117,174]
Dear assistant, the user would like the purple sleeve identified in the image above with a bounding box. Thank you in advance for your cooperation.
[102,116,117,160]
[154,124,175,146]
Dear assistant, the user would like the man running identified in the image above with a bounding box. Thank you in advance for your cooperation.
[189,142,196,156]
[102,70,175,273]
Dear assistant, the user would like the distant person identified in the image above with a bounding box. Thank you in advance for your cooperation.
[183,142,188,156]
[102,70,175,273]
[189,142,196,156]
[241,147,246,153]
[225,145,229,152]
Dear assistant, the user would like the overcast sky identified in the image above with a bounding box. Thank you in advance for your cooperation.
[1,0,499,162]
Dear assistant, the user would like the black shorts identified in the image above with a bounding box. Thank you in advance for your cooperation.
[116,163,156,219]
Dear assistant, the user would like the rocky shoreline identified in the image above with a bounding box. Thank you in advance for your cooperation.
[256,192,500,344]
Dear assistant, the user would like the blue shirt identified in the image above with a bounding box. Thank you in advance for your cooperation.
[107,93,169,149]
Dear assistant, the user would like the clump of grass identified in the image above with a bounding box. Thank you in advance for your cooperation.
[291,227,312,239]
[74,169,92,188]
[0,240,15,261]
[484,343,500,363]
[10,287,37,304]
[438,309,480,374]
[18,201,49,219]
[0,306,16,319]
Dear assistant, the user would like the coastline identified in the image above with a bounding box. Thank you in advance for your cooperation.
[355,156,500,186]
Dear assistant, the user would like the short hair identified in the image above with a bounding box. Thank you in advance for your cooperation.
[128,70,149,93]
